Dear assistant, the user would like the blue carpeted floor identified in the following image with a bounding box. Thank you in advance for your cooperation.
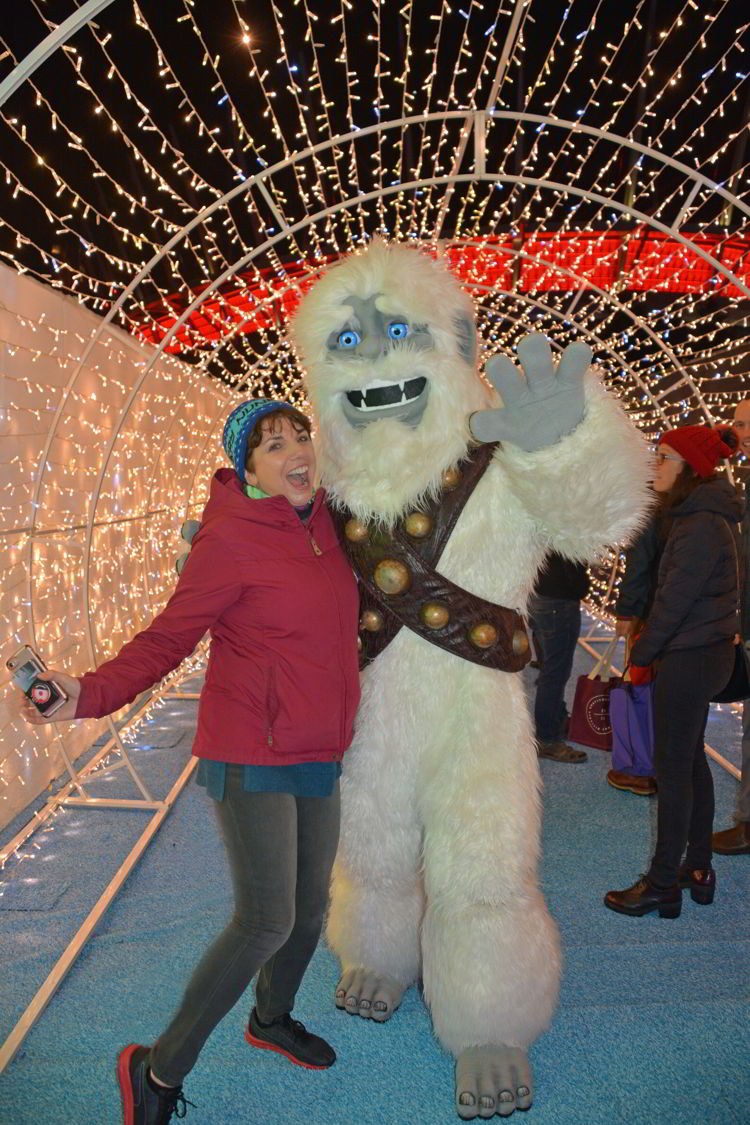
[1,621,748,1125]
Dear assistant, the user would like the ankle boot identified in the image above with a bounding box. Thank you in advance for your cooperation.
[604,875,681,918]
[711,821,750,855]
[678,864,715,905]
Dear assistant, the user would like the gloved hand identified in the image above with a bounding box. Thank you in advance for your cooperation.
[469,333,591,451]
[629,663,654,686]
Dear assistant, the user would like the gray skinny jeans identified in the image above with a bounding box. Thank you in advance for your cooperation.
[149,764,341,1085]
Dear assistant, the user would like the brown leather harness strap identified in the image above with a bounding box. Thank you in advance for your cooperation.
[330,443,531,672]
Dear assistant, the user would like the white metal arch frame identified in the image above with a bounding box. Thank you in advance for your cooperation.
[9,25,749,564]
[0,0,118,109]
[18,110,748,800]
[31,107,750,451]
[23,112,746,666]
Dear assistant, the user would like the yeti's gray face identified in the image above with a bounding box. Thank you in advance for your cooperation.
[327,294,433,428]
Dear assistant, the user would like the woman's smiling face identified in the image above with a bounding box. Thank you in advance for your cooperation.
[245,414,316,506]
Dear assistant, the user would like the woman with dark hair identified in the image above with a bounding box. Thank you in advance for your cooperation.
[604,424,742,919]
[22,399,361,1125]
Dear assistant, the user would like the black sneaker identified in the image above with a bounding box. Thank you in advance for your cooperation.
[245,1008,336,1069]
[117,1044,194,1124]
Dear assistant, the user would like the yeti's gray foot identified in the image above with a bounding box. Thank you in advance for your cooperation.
[334,967,405,1022]
[456,1046,532,1119]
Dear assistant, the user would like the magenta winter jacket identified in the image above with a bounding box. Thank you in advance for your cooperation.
[76,469,361,765]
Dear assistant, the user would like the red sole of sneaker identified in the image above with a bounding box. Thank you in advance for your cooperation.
[117,1044,139,1125]
[244,1028,332,1070]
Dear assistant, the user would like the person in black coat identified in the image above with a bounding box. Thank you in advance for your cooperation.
[605,424,742,918]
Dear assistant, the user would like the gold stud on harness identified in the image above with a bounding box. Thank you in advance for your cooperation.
[373,559,411,595]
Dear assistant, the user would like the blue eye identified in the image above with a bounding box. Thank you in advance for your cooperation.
[387,321,409,340]
[338,329,361,348]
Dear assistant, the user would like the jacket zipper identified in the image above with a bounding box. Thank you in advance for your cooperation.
[268,522,322,748]
[266,664,278,747]
[306,516,345,755]
[308,531,322,556]
[316,549,348,756]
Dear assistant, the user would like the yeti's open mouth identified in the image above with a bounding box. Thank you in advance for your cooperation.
[345,376,427,412]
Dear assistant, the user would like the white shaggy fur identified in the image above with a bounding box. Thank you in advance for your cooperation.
[294,239,490,526]
[292,241,651,1055]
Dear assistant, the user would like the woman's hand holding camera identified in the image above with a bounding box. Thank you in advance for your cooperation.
[21,670,80,724]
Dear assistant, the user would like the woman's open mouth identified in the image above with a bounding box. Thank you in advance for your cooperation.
[287,465,311,489]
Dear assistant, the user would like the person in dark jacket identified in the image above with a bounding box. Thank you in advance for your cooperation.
[713,396,750,855]
[22,399,361,1125]
[605,423,741,919]
[528,551,589,763]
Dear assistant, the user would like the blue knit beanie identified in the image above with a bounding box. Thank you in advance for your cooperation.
[222,399,295,480]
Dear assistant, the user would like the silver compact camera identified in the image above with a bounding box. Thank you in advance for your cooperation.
[7,644,69,717]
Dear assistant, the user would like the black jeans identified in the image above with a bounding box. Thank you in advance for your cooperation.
[527,595,581,742]
[149,765,341,1085]
[647,640,735,888]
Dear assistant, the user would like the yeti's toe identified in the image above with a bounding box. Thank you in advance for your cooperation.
[456,1046,532,1119]
[334,966,405,1022]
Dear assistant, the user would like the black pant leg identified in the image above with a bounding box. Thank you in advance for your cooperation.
[647,642,734,887]
[527,596,581,743]
[684,732,715,871]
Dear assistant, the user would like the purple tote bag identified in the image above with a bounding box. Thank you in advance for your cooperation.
[609,680,654,776]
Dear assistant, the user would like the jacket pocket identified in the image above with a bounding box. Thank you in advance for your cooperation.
[265,663,279,747]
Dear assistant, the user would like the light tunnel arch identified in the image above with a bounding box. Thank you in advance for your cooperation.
[29,114,750,654]
[7,92,747,810]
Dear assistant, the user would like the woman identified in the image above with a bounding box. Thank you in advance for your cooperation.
[23,399,360,1124]
[604,424,741,919]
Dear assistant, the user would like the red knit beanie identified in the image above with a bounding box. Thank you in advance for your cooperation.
[660,425,737,478]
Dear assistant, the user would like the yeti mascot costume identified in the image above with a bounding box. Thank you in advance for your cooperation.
[290,240,650,1119]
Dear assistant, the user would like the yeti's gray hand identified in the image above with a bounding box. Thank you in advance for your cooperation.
[456,1047,532,1119]
[470,333,591,451]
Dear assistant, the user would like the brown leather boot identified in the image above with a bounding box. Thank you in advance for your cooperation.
[606,769,657,796]
[711,821,750,855]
